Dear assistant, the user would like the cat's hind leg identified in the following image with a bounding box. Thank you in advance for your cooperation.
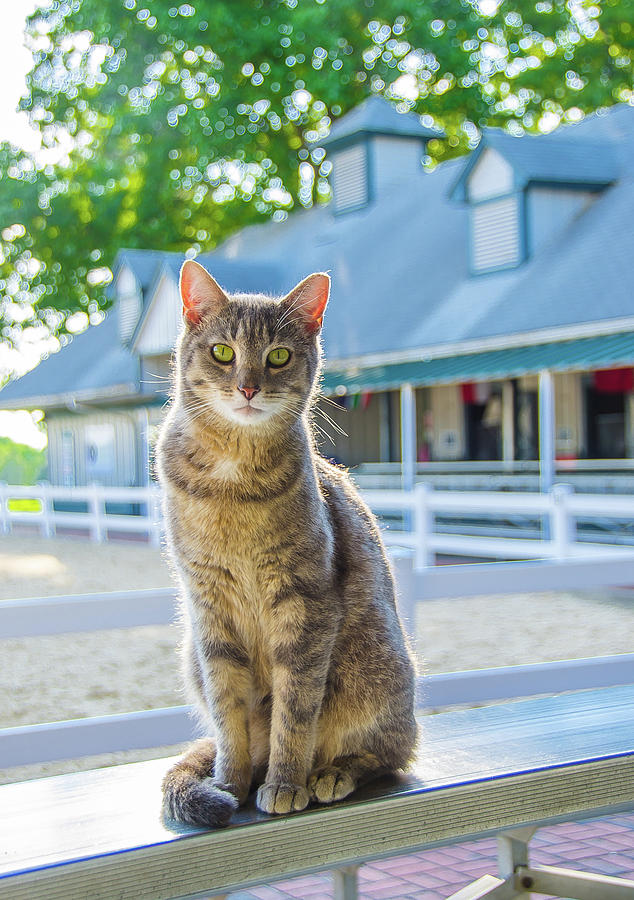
[162,737,239,827]
[308,752,389,804]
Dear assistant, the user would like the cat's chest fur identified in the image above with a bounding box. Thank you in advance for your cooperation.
[164,442,314,665]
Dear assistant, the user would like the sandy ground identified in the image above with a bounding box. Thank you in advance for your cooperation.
[1,532,633,784]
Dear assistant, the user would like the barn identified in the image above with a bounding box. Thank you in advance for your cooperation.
[2,96,634,489]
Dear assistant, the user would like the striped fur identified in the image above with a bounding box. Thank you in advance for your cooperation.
[157,264,417,826]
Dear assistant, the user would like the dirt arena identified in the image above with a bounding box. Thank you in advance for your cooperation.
[2,533,633,783]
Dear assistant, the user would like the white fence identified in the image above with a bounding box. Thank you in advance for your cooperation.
[0,483,162,545]
[2,554,634,770]
[3,481,634,565]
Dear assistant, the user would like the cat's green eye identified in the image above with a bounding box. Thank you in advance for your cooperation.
[267,347,291,368]
[211,343,235,364]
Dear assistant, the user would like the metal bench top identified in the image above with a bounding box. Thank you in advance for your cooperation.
[1,685,633,900]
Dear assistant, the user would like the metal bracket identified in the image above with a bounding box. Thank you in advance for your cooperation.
[515,865,634,899]
[445,873,522,899]
[497,826,537,879]
[447,825,634,900]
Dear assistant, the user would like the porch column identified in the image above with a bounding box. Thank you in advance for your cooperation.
[400,382,417,491]
[538,370,555,493]
[379,391,391,463]
[502,381,515,464]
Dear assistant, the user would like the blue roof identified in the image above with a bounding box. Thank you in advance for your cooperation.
[161,253,286,295]
[113,249,169,290]
[0,311,139,409]
[321,94,439,149]
[451,127,622,201]
[4,101,634,408]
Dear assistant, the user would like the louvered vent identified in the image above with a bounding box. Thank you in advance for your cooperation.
[119,292,142,342]
[332,143,369,213]
[471,195,522,273]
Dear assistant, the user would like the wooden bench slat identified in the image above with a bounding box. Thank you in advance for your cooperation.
[1,685,633,900]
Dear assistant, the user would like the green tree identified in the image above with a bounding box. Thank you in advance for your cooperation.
[0,437,47,484]
[1,0,632,343]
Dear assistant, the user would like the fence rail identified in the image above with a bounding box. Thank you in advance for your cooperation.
[4,482,634,566]
[0,482,162,544]
[363,483,634,567]
[2,550,634,770]
[4,653,634,770]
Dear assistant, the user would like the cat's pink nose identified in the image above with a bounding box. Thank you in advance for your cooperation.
[238,385,260,402]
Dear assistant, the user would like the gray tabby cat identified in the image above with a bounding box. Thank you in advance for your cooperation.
[157,260,417,826]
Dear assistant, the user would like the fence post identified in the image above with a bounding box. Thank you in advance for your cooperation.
[551,483,574,560]
[88,483,106,542]
[149,486,162,547]
[0,482,8,535]
[391,552,417,646]
[38,482,54,538]
[413,483,434,570]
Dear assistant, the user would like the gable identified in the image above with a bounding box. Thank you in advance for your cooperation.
[134,271,182,356]
[467,148,515,202]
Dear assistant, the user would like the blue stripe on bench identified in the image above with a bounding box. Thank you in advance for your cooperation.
[1,685,633,900]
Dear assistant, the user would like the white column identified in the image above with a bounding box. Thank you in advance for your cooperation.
[400,383,417,491]
[539,369,555,493]
[502,381,515,465]
[378,391,391,463]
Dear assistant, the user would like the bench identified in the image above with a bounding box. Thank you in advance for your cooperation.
[1,684,633,900]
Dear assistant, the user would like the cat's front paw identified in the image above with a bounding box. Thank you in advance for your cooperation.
[256,782,309,815]
[308,766,355,804]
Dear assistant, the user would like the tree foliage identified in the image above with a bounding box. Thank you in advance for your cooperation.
[0,436,47,484]
[1,0,632,344]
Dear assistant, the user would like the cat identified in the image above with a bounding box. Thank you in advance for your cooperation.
[156,259,417,826]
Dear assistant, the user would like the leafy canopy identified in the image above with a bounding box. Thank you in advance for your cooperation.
[1,0,632,344]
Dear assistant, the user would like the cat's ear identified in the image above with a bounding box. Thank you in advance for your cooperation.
[180,260,228,327]
[281,273,330,334]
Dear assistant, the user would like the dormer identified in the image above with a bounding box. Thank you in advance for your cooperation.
[451,129,619,276]
[321,96,439,215]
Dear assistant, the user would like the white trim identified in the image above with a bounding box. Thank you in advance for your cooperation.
[322,316,634,373]
[0,383,140,411]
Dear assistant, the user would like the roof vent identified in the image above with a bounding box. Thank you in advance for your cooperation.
[471,195,523,273]
[331,143,369,214]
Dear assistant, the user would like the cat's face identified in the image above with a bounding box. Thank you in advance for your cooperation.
[176,261,329,431]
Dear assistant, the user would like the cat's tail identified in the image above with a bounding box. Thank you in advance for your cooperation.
[162,737,238,827]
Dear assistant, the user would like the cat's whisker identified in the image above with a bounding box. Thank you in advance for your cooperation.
[275,286,310,327]
[311,421,336,446]
[314,406,347,437]
[182,400,219,424]
[318,394,347,411]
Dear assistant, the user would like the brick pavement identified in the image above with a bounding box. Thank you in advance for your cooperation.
[227,814,634,900]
